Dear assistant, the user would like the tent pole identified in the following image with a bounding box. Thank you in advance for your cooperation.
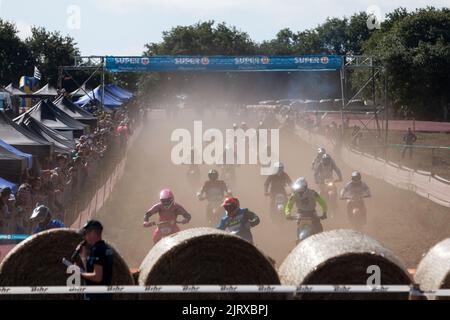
[340,64,346,137]
[101,64,105,112]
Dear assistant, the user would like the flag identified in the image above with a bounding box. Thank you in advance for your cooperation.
[34,66,42,80]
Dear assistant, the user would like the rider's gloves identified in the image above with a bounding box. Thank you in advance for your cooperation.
[143,221,151,227]
[320,212,327,220]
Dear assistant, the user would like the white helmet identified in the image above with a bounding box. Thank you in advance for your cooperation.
[292,177,308,194]
[30,205,51,223]
[273,162,284,173]
[318,147,326,155]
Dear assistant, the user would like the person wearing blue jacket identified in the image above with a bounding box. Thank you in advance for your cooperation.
[217,196,260,244]
[30,205,65,234]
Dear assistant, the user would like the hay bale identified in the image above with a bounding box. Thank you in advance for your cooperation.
[0,229,134,300]
[138,228,282,300]
[279,229,412,300]
[415,238,450,300]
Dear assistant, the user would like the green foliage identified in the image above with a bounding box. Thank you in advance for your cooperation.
[360,7,450,120]
[0,20,79,87]
[26,27,80,86]
[0,19,33,85]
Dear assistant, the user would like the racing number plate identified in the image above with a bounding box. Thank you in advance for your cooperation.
[159,226,172,235]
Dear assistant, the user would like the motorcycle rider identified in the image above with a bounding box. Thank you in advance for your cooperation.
[312,147,326,171]
[197,169,232,224]
[240,122,248,131]
[143,189,191,243]
[284,177,328,234]
[217,196,260,244]
[315,153,343,193]
[264,162,292,212]
[340,171,371,222]
[197,169,232,200]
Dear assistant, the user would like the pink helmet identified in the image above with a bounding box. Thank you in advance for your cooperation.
[160,189,174,209]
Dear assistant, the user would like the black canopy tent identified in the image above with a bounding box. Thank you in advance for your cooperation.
[32,84,59,98]
[4,84,26,97]
[14,99,88,139]
[0,141,27,183]
[14,113,76,154]
[0,111,53,159]
[53,96,97,129]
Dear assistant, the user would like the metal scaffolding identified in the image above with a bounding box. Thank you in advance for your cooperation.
[57,56,106,110]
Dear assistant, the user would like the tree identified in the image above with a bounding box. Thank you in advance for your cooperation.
[26,27,80,87]
[145,21,256,56]
[0,19,33,85]
[363,7,450,120]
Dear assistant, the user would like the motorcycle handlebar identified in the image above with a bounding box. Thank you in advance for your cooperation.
[145,220,187,227]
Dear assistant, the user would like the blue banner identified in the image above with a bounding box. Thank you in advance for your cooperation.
[0,234,30,241]
[105,55,343,72]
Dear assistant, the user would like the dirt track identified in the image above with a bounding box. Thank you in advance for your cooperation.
[97,109,450,269]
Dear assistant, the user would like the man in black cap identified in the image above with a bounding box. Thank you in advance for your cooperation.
[76,219,113,300]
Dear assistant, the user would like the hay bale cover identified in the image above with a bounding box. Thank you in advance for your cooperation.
[279,229,412,300]
[415,238,450,300]
[139,228,281,299]
[0,229,133,299]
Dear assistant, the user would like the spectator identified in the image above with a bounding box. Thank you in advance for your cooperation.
[402,127,417,159]
[30,177,45,207]
[15,184,33,233]
[29,205,65,234]
[351,125,363,147]
[116,121,130,153]
[77,220,113,300]
[0,187,16,233]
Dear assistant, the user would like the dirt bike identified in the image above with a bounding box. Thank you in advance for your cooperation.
[321,179,339,217]
[287,212,325,244]
[264,192,286,223]
[346,195,367,230]
[186,165,200,187]
[145,219,185,240]
[274,193,287,214]
[221,166,236,188]
[197,190,231,227]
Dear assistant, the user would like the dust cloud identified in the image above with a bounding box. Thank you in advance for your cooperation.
[97,108,450,269]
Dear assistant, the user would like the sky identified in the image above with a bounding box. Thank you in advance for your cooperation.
[0,0,448,56]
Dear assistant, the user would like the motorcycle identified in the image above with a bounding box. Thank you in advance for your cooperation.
[287,213,324,244]
[321,179,339,216]
[144,219,185,242]
[221,166,236,188]
[197,189,231,227]
[274,193,287,214]
[346,196,367,230]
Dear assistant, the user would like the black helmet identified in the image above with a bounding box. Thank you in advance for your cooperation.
[79,219,104,235]
[208,169,219,181]
[352,171,362,182]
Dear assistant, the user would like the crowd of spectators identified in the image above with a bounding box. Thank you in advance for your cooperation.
[0,107,141,235]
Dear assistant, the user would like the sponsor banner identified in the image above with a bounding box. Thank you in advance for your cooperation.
[0,285,421,295]
[105,55,343,72]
